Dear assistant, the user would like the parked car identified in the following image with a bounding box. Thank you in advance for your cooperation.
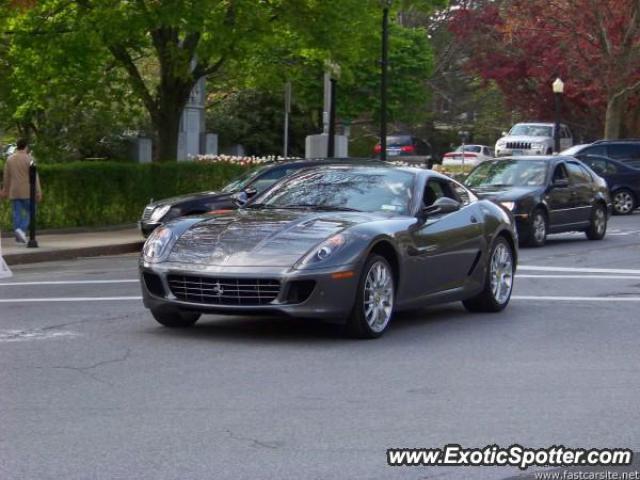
[495,123,573,157]
[575,154,640,215]
[464,156,611,247]
[139,158,377,237]
[562,139,640,163]
[140,164,518,338]
[442,145,493,167]
[373,135,433,166]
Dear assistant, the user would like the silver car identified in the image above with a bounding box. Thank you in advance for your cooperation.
[495,123,573,157]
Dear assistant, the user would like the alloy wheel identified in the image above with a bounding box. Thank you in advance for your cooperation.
[613,191,634,214]
[490,243,514,305]
[363,261,394,333]
[594,207,606,235]
[533,213,546,244]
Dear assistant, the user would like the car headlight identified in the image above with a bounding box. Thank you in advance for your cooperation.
[149,205,171,223]
[143,226,175,262]
[297,233,347,267]
[496,140,506,147]
[500,201,516,211]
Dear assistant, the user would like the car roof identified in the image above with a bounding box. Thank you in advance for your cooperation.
[592,138,640,144]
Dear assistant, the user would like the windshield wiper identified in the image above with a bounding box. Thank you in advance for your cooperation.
[280,204,362,212]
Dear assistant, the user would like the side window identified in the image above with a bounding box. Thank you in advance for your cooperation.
[605,161,618,174]
[553,163,569,183]
[563,127,572,139]
[451,183,472,205]
[567,162,592,183]
[424,178,469,207]
[607,144,640,160]
[423,179,445,207]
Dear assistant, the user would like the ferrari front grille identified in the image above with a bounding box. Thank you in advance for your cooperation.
[167,274,281,306]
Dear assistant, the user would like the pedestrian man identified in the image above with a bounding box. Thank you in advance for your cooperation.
[0,139,42,243]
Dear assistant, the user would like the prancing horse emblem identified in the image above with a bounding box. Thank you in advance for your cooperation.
[212,282,224,296]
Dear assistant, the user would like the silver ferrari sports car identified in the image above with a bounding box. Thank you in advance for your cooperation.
[139,165,518,338]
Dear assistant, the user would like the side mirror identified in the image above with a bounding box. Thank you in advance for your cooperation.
[420,197,461,218]
[552,178,569,188]
[232,188,258,208]
[232,191,250,207]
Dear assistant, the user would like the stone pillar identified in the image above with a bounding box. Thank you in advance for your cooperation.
[178,75,206,161]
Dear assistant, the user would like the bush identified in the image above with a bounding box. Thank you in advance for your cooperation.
[0,160,250,230]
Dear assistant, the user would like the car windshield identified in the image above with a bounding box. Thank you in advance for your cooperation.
[509,125,552,137]
[560,144,589,156]
[387,135,412,147]
[465,160,548,188]
[251,168,415,215]
[221,165,271,193]
[455,145,482,153]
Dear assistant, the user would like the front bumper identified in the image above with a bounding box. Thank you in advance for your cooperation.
[139,261,361,322]
[495,147,547,157]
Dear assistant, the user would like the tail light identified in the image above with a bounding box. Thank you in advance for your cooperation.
[373,144,382,154]
[401,145,415,153]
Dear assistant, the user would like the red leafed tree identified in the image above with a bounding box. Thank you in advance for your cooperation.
[450,0,640,139]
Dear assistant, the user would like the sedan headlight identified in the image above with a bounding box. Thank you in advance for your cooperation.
[297,233,347,267]
[500,201,516,211]
[496,140,506,147]
[149,205,171,223]
[143,226,175,262]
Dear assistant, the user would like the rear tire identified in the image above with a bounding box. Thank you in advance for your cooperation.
[585,204,607,240]
[524,208,547,247]
[345,255,395,339]
[151,308,201,328]
[463,236,514,313]
[612,189,636,215]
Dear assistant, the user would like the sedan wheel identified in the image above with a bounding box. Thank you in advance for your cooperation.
[346,255,395,338]
[585,204,607,240]
[463,237,514,313]
[612,190,636,215]
[525,209,547,247]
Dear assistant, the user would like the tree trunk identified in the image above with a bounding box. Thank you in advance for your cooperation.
[154,84,192,162]
[604,94,626,139]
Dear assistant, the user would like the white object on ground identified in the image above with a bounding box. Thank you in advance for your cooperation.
[0,233,13,279]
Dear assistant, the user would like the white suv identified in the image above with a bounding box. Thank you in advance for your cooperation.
[495,123,573,157]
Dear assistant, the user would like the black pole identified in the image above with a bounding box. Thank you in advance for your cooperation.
[380,5,389,162]
[554,92,561,154]
[27,160,38,248]
[328,78,337,158]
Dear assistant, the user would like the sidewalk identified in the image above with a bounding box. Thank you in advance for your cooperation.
[1,227,145,265]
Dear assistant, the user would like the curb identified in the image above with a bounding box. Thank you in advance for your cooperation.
[4,241,145,266]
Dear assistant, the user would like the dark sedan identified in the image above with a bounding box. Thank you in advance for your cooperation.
[140,165,518,338]
[575,154,640,215]
[464,156,611,247]
[139,159,371,237]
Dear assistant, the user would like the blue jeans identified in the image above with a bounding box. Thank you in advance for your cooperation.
[11,199,31,232]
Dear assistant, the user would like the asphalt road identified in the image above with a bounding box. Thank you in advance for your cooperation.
[2,213,640,480]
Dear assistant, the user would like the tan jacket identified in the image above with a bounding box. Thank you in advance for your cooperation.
[2,151,41,200]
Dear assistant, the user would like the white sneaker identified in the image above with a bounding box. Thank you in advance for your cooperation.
[15,229,27,243]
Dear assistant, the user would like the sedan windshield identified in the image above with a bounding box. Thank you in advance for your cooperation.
[251,168,415,215]
[455,145,482,153]
[509,125,552,137]
[465,160,548,188]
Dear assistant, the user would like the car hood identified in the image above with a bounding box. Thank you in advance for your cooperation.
[149,190,232,208]
[498,135,550,143]
[470,185,542,202]
[167,208,383,267]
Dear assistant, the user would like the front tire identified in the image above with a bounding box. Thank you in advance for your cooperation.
[612,189,636,215]
[585,204,607,240]
[151,308,201,328]
[345,255,395,339]
[524,208,547,247]
[463,236,514,313]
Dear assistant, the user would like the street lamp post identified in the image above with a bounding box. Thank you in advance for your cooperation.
[380,0,392,162]
[552,77,564,154]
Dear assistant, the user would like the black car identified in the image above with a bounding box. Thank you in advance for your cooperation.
[464,156,611,247]
[568,139,640,163]
[373,135,434,166]
[139,159,376,237]
[140,165,518,338]
[576,154,640,215]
